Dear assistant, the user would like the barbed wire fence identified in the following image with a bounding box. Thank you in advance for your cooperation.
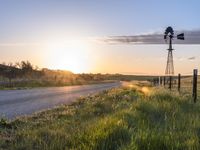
[152,69,198,103]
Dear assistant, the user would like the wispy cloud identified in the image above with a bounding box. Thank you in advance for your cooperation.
[188,56,196,60]
[103,29,200,44]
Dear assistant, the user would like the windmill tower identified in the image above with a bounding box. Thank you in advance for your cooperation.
[164,27,184,75]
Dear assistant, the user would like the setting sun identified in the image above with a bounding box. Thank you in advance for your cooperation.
[46,38,91,73]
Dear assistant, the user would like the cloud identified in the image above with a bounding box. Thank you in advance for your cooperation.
[188,56,196,60]
[104,29,200,44]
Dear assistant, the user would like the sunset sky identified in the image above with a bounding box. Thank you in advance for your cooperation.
[0,0,200,75]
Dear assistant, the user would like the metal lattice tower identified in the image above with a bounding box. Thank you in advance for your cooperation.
[165,50,174,75]
[165,35,174,75]
[164,27,184,76]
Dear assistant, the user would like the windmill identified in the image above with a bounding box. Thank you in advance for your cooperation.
[164,27,184,75]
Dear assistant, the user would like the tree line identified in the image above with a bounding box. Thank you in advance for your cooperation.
[0,60,155,88]
[0,61,41,84]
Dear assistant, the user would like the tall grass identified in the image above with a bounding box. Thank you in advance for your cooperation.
[1,85,200,150]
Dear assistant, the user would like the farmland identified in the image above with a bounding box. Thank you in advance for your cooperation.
[1,81,200,150]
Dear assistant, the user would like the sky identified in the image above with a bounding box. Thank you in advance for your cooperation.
[0,0,200,75]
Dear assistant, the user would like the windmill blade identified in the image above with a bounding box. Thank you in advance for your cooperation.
[105,30,200,44]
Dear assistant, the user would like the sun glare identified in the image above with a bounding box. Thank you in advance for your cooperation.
[141,87,150,95]
[46,38,91,73]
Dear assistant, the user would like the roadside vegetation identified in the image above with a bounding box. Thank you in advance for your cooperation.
[0,61,154,89]
[0,61,112,89]
[1,82,200,150]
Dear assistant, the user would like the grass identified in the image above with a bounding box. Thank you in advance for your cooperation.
[1,83,200,150]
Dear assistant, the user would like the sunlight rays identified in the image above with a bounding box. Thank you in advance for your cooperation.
[46,38,91,73]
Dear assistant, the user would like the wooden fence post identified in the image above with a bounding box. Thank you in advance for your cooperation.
[164,76,166,87]
[193,69,198,103]
[153,78,156,86]
[157,77,159,85]
[169,76,172,90]
[156,77,159,86]
[160,77,162,85]
[178,73,181,92]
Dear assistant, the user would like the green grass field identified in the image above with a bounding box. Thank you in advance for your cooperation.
[1,82,200,150]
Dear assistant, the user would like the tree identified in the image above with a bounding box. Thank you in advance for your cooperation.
[20,61,33,77]
[2,63,20,87]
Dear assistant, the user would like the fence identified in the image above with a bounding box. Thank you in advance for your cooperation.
[152,69,198,103]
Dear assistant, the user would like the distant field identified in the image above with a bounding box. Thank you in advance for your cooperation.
[1,82,200,149]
